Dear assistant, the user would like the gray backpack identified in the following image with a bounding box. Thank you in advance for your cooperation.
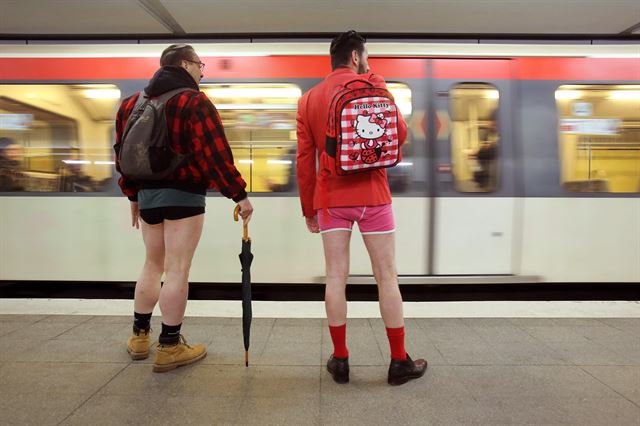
[119,88,196,180]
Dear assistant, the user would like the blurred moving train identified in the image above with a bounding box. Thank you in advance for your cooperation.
[0,42,638,285]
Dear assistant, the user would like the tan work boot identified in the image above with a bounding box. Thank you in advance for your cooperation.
[127,328,151,360]
[153,335,207,373]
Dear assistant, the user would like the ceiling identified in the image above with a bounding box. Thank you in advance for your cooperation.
[1,0,639,38]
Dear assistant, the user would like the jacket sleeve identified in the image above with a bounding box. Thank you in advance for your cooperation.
[296,93,317,218]
[188,93,247,202]
[113,95,140,201]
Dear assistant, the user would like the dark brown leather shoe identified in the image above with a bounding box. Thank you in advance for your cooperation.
[327,355,349,384]
[388,354,427,386]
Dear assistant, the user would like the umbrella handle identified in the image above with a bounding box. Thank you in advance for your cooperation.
[233,205,250,242]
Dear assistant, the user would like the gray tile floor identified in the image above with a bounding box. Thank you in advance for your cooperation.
[0,315,638,425]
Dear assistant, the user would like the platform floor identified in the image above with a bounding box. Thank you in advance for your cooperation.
[0,314,638,425]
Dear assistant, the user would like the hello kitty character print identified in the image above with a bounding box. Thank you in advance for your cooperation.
[353,111,389,164]
[338,96,400,173]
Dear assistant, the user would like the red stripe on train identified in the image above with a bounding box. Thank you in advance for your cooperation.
[514,58,640,81]
[432,58,640,80]
[0,57,426,80]
[0,57,637,81]
[432,59,513,79]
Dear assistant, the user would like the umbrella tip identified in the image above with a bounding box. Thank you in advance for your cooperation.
[245,351,249,367]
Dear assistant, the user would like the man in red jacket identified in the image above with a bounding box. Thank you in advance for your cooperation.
[115,44,253,372]
[296,31,427,385]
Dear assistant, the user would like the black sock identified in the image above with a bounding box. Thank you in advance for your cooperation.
[133,312,152,333]
[159,323,182,345]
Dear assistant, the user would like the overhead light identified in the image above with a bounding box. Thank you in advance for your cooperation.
[215,104,297,110]
[398,162,413,167]
[485,90,500,99]
[93,161,115,165]
[267,160,293,165]
[205,87,301,99]
[83,89,121,99]
[388,87,412,99]
[63,160,90,164]
[388,85,413,116]
[396,102,412,117]
[609,90,640,100]
[238,159,254,164]
[555,90,582,100]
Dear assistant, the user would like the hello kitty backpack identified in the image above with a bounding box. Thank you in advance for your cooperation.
[324,77,401,176]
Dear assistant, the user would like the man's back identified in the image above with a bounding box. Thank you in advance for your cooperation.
[296,67,407,217]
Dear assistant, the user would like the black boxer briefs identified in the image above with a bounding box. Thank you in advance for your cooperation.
[139,206,205,225]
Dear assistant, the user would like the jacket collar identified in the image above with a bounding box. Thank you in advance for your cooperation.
[326,66,374,81]
[144,65,199,97]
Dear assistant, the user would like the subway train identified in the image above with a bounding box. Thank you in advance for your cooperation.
[0,42,638,286]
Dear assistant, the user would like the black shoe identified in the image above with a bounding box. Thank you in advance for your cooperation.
[327,355,349,384]
[388,354,427,386]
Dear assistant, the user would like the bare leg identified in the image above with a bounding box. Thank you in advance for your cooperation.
[362,233,404,328]
[159,214,204,326]
[322,231,351,326]
[134,220,165,314]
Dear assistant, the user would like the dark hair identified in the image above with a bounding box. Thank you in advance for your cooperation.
[160,44,196,67]
[330,30,366,70]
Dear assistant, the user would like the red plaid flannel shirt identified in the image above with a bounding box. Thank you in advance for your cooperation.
[114,91,247,202]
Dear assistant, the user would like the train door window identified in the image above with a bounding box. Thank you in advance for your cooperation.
[556,85,640,193]
[0,84,120,192]
[386,82,413,193]
[449,83,500,193]
[202,83,301,193]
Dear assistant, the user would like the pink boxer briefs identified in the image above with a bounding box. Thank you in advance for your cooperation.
[317,204,395,234]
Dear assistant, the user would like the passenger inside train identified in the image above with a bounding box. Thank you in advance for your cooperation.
[469,112,498,190]
[0,137,25,191]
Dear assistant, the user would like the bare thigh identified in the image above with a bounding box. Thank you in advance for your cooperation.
[163,214,205,272]
[362,233,397,282]
[141,220,165,265]
[322,231,351,283]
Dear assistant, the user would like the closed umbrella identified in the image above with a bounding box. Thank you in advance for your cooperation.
[234,205,253,366]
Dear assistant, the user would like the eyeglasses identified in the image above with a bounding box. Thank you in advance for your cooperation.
[185,59,205,71]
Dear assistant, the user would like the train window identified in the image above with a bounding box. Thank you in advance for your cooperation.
[203,83,301,193]
[386,82,413,193]
[449,83,500,193]
[556,85,640,193]
[0,84,120,192]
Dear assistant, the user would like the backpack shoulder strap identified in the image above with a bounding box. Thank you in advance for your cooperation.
[122,92,148,140]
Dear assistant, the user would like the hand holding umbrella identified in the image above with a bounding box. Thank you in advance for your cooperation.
[234,204,253,366]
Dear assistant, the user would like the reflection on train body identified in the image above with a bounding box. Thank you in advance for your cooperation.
[1,81,638,195]
[450,83,500,193]
[556,85,640,193]
[0,84,119,192]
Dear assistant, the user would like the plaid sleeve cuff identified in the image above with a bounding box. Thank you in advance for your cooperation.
[232,189,248,203]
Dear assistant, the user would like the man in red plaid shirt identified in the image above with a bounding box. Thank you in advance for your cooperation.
[114,44,253,373]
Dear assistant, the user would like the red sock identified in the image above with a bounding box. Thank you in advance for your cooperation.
[386,326,407,361]
[329,323,349,358]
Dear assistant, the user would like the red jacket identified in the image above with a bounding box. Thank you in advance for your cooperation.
[114,66,247,202]
[296,67,408,218]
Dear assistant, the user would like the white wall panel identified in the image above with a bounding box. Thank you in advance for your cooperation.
[521,198,640,282]
[434,198,515,275]
[0,196,428,283]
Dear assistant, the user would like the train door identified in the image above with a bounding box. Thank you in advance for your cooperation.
[429,59,518,275]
